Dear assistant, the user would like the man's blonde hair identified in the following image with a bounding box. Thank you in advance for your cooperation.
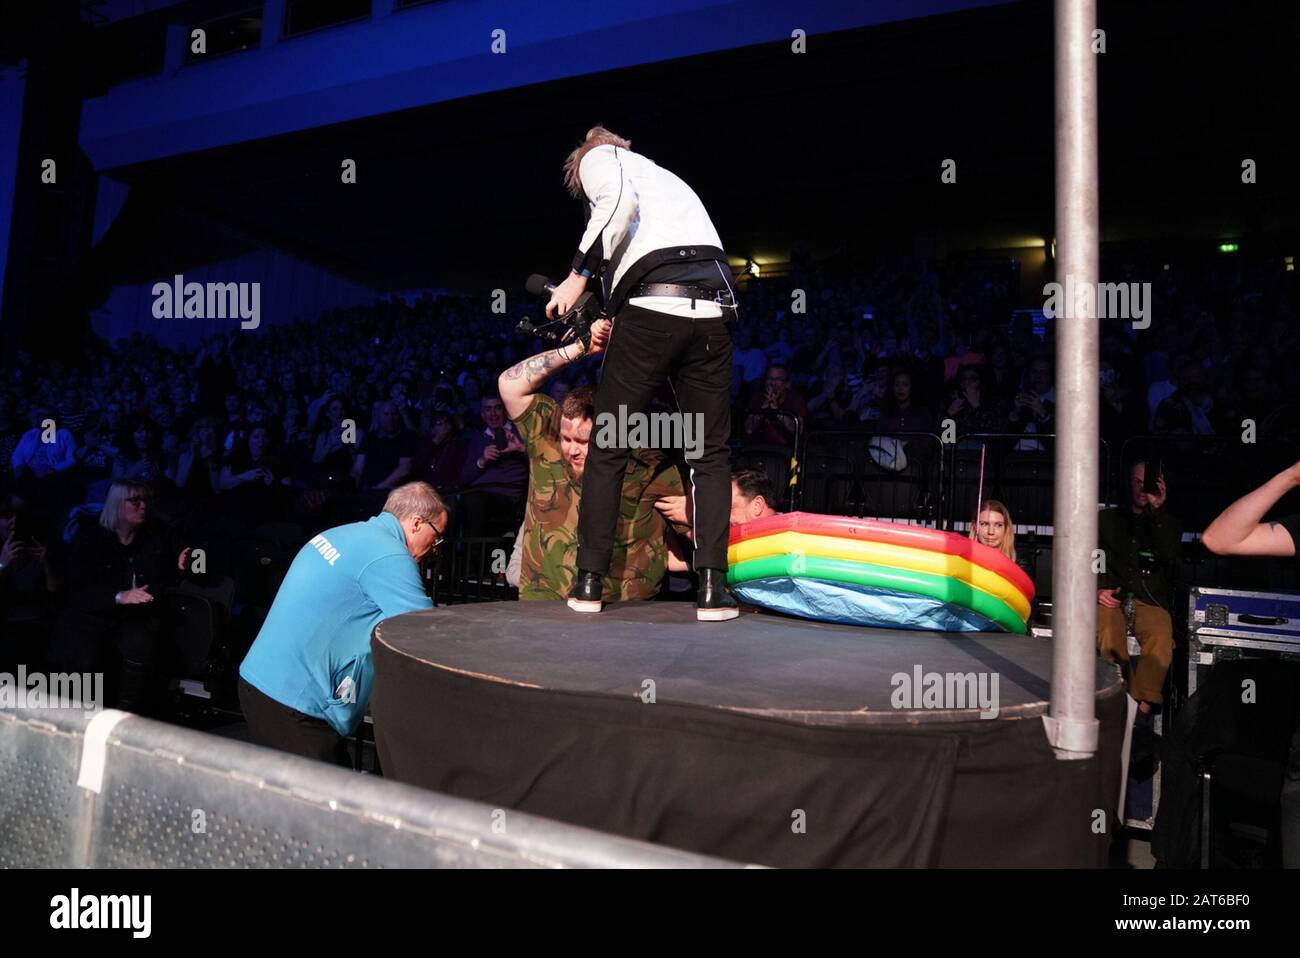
[563,126,631,198]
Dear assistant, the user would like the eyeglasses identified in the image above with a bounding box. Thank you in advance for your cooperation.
[416,516,444,550]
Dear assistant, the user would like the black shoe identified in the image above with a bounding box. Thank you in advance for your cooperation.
[696,568,740,621]
[567,570,604,613]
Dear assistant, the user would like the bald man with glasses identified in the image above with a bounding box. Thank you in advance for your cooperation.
[238,482,447,765]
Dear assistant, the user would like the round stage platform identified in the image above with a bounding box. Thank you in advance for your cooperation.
[372,601,1126,867]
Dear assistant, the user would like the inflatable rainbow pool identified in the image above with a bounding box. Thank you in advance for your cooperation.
[727,513,1035,634]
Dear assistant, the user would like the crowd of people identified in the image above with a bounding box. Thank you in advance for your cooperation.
[1,251,1295,704]
[731,253,1296,455]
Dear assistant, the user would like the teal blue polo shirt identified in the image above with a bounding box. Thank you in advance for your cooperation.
[239,511,433,736]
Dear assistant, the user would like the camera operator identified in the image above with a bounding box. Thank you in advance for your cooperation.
[549,126,740,621]
[1096,460,1182,713]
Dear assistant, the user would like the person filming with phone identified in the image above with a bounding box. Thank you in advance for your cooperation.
[1096,459,1182,713]
[744,362,807,447]
[1007,356,1056,450]
[457,393,527,537]
[550,126,741,622]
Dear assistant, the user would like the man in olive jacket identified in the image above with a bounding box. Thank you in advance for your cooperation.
[1097,460,1181,711]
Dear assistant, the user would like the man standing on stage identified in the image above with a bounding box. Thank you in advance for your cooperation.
[496,331,691,601]
[546,126,739,621]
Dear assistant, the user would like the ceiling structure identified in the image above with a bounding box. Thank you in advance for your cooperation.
[88,0,1298,293]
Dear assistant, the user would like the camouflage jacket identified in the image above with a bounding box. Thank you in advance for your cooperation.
[514,394,687,601]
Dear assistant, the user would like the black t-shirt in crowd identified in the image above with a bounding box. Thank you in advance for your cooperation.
[359,429,417,489]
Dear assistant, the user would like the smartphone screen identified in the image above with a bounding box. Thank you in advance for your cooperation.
[1143,460,1162,494]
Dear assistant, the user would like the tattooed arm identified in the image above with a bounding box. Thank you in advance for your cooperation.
[497,320,609,420]
[1201,460,1300,556]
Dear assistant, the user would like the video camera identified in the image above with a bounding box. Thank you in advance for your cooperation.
[516,274,603,351]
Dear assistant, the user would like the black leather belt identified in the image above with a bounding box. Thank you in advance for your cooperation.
[630,283,737,307]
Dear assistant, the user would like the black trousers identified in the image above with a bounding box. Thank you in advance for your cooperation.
[238,676,352,768]
[577,304,733,574]
[49,615,164,716]
[115,617,160,717]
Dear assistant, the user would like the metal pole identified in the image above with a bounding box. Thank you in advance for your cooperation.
[1045,0,1100,759]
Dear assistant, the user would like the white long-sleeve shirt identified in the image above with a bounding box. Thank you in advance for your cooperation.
[571,144,728,317]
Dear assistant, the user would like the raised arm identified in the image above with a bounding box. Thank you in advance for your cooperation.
[1201,462,1300,556]
[498,325,608,421]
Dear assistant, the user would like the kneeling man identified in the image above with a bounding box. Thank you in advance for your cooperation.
[238,482,446,765]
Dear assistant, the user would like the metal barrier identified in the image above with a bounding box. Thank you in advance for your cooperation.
[419,434,1297,606]
[755,427,1116,531]
[800,429,944,523]
[735,409,803,508]
[425,534,518,605]
[946,433,1112,531]
[0,706,738,868]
